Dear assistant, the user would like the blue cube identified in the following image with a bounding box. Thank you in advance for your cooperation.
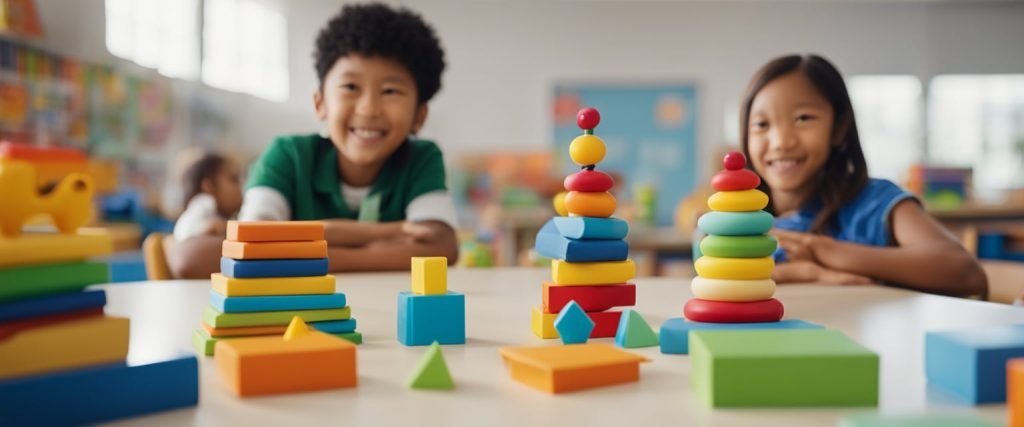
[397,291,465,346]
[659,317,822,354]
[925,324,1024,404]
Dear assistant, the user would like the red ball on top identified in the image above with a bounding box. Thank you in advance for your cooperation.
[723,151,746,171]
[577,107,601,130]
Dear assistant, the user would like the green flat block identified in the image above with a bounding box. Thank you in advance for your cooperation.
[193,329,363,357]
[699,235,778,258]
[838,413,1000,427]
[691,329,878,407]
[202,305,351,328]
[333,331,362,345]
[0,261,109,303]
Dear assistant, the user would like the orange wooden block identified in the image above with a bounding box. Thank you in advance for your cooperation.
[226,221,325,242]
[565,191,617,218]
[203,323,290,338]
[222,240,328,260]
[0,142,87,163]
[500,343,648,394]
[1011,359,1024,427]
[214,331,357,396]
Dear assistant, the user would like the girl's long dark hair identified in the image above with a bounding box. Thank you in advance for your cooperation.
[739,54,869,234]
[181,153,227,211]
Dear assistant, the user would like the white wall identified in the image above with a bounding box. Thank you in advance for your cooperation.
[31,0,1024,181]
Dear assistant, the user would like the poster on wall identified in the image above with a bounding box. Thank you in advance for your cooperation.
[552,83,698,227]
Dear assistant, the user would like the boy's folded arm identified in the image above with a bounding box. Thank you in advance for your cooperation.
[323,220,404,247]
[164,234,222,279]
[327,220,459,272]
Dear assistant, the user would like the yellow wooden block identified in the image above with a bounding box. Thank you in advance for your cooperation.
[694,256,774,280]
[690,276,777,302]
[411,257,447,295]
[0,233,113,268]
[531,305,559,339]
[215,330,357,396]
[500,343,648,394]
[0,316,129,380]
[551,259,636,286]
[210,273,336,297]
[707,189,769,212]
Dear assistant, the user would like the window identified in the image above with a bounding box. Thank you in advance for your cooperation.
[928,75,1024,192]
[847,75,924,183]
[104,0,200,80]
[201,0,289,101]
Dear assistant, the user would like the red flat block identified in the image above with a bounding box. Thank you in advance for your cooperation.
[0,142,87,163]
[543,282,635,313]
[0,307,104,340]
[683,298,784,323]
[590,310,623,338]
[711,169,761,192]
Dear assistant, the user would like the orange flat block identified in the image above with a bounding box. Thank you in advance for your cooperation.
[215,331,357,396]
[226,221,325,242]
[203,323,291,338]
[500,343,648,394]
[0,142,87,163]
[1011,359,1024,427]
[222,240,328,260]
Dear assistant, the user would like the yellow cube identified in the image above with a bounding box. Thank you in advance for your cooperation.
[412,257,447,295]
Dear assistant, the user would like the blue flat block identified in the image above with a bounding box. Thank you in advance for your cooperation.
[311,318,358,334]
[0,355,198,426]
[925,324,1024,404]
[659,318,823,354]
[219,257,329,278]
[209,290,347,313]
[552,216,629,240]
[105,251,147,283]
[535,220,628,262]
[397,291,465,346]
[0,290,106,323]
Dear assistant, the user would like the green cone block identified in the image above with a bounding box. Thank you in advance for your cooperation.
[408,342,454,390]
[614,309,659,348]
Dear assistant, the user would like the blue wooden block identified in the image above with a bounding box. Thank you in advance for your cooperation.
[554,300,594,344]
[0,290,106,323]
[397,292,465,346]
[552,216,629,240]
[310,319,358,334]
[925,324,1024,404]
[208,290,347,313]
[659,318,823,354]
[219,257,329,278]
[535,220,628,262]
[0,355,198,426]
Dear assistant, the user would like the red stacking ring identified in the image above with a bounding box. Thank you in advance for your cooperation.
[683,298,784,323]
[711,169,761,192]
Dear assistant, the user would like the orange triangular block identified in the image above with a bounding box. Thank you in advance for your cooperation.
[283,316,310,341]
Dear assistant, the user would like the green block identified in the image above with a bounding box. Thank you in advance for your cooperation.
[407,342,454,390]
[193,329,363,357]
[699,235,778,258]
[838,413,1000,427]
[202,305,351,328]
[0,261,109,303]
[690,329,878,407]
[615,309,659,348]
[335,331,362,345]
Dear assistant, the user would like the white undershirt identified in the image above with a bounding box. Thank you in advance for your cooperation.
[341,183,371,212]
[173,193,220,242]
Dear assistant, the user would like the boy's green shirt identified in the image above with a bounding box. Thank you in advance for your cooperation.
[246,134,447,221]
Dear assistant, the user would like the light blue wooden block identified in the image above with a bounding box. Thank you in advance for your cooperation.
[925,324,1024,404]
[554,300,594,344]
[552,216,629,240]
[659,317,822,354]
[397,292,465,346]
[697,211,774,236]
[535,220,628,262]
[209,290,347,313]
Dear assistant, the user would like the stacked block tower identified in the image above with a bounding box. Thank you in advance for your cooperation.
[660,151,823,355]
[533,107,637,339]
[193,221,361,356]
[0,150,197,425]
[398,257,465,346]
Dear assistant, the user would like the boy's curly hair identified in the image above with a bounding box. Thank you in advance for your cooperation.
[314,3,446,104]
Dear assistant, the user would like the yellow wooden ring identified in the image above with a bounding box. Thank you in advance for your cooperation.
[565,191,616,217]
[690,276,776,302]
[694,256,774,280]
[707,189,769,212]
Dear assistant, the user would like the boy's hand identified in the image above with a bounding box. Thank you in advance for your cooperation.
[771,229,831,263]
[402,221,438,242]
[207,218,228,236]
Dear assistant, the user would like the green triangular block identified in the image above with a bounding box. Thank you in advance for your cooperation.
[407,341,454,390]
[615,309,659,348]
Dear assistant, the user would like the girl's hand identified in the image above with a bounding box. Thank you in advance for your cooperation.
[771,229,830,262]
[776,260,875,285]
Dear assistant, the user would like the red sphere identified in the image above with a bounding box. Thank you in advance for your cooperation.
[723,151,746,171]
[577,107,601,130]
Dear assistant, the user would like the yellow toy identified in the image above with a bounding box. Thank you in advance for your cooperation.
[694,256,775,280]
[0,160,94,237]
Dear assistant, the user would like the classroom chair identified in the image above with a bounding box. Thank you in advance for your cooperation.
[142,232,172,280]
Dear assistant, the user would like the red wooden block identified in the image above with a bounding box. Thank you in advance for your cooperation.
[711,169,761,192]
[543,282,635,313]
[683,298,784,323]
[0,142,87,163]
[589,310,623,338]
[564,170,614,192]
[0,307,104,340]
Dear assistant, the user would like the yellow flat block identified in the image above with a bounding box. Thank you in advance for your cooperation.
[531,306,559,339]
[500,343,648,394]
[411,257,447,295]
[211,273,336,297]
[222,240,328,260]
[0,233,113,268]
[215,331,357,396]
[694,256,774,280]
[691,277,776,302]
[0,316,129,380]
[707,189,769,212]
[551,259,636,286]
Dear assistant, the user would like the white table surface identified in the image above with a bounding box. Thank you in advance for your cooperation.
[98,268,1020,426]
